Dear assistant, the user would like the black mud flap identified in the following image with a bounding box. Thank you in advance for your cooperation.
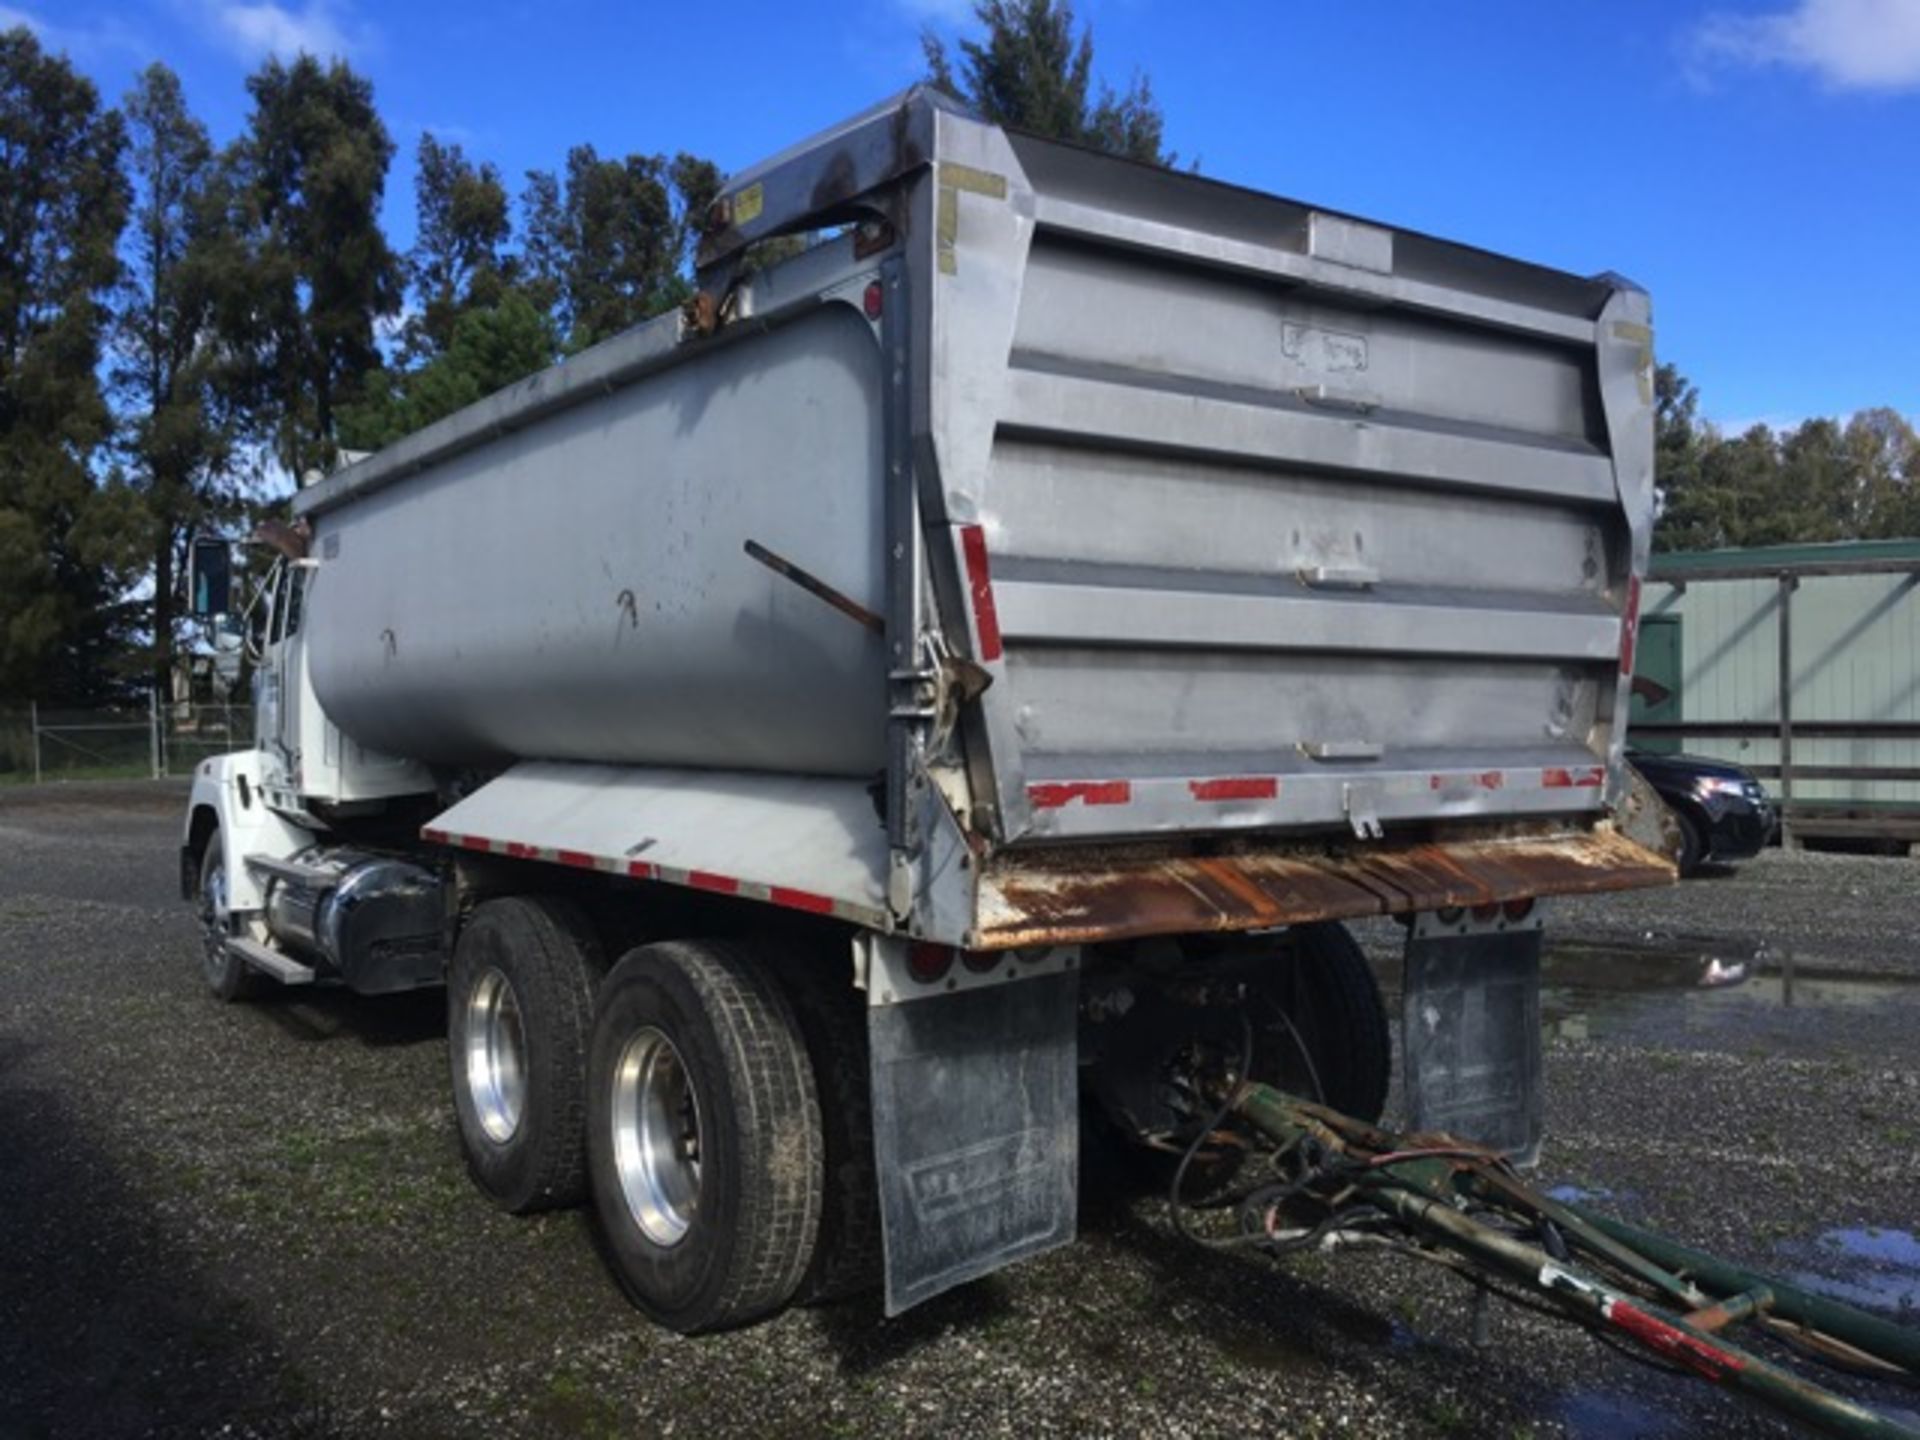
[867,971,1077,1315]
[1401,921,1543,1167]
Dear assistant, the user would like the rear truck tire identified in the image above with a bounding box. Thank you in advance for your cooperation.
[1675,809,1705,877]
[783,972,882,1303]
[448,895,601,1214]
[587,940,824,1333]
[197,832,263,1003]
[1091,920,1391,1198]
[1190,922,1390,1196]
[1278,921,1393,1124]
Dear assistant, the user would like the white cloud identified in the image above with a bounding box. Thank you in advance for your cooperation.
[204,0,365,61]
[1695,0,1920,92]
[0,3,147,57]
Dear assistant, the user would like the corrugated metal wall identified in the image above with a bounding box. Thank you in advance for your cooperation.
[1638,567,1920,814]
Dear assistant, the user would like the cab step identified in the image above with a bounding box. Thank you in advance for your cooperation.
[225,935,316,985]
[244,853,337,888]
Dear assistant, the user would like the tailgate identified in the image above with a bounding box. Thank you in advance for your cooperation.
[940,133,1655,847]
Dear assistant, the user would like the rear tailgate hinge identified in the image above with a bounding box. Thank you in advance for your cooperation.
[1343,781,1383,840]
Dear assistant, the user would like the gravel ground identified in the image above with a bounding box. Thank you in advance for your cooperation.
[3,782,1918,1439]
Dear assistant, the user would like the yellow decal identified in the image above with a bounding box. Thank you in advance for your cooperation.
[1612,320,1655,405]
[935,164,1008,277]
[941,163,1008,199]
[733,183,764,226]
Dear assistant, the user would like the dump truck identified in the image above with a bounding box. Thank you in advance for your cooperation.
[179,86,1672,1331]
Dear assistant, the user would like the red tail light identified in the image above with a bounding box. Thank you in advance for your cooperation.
[1503,897,1535,922]
[907,942,954,985]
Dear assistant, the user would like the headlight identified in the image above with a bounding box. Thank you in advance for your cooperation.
[1695,775,1749,799]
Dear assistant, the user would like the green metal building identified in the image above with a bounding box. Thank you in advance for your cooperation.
[1631,538,1920,846]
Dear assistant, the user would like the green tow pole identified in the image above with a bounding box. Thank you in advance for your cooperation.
[1225,1082,1919,1440]
[1557,1202,1920,1376]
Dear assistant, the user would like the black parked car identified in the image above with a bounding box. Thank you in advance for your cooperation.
[1627,749,1777,876]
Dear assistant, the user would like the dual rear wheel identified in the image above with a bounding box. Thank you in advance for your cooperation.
[446,899,1386,1332]
[447,903,848,1332]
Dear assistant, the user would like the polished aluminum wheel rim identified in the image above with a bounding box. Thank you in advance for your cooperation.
[610,1027,701,1247]
[465,967,528,1144]
[199,858,229,984]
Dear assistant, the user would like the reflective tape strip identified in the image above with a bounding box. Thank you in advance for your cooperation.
[770,886,837,915]
[1431,770,1504,791]
[1030,767,1602,812]
[1029,780,1132,809]
[959,524,1003,662]
[1543,766,1605,788]
[417,827,886,927]
[1188,776,1280,802]
[1619,574,1642,676]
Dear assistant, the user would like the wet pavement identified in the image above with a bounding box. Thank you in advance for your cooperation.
[3,783,1917,1438]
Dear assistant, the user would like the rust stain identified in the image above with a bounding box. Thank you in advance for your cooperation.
[975,826,1672,950]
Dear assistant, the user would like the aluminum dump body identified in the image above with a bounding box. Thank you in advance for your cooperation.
[295,89,1660,942]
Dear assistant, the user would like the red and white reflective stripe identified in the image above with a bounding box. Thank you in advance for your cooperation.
[958,524,1003,662]
[1430,771,1504,791]
[415,828,878,926]
[1188,776,1280,802]
[1619,573,1643,677]
[1026,767,1607,813]
[1028,780,1132,809]
[1542,766,1606,788]
[1030,776,1286,810]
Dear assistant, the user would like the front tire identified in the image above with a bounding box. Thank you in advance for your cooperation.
[587,940,823,1333]
[197,833,262,1003]
[448,896,601,1214]
[1675,809,1706,877]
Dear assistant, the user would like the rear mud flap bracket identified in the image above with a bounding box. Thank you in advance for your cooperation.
[867,970,1078,1314]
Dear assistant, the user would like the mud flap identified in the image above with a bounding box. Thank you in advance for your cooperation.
[1401,920,1544,1167]
[867,971,1078,1315]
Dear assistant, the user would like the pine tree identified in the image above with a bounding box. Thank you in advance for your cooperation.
[113,63,252,699]
[0,28,134,702]
[924,0,1173,165]
[523,146,722,350]
[228,55,402,478]
[406,133,514,363]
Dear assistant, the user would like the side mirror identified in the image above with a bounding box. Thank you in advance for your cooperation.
[189,536,232,617]
[211,619,244,693]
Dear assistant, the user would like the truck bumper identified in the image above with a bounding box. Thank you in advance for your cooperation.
[973,823,1674,950]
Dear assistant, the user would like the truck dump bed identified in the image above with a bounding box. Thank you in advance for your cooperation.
[931,129,1652,848]
[296,88,1665,947]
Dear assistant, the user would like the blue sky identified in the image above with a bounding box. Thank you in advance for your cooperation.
[12,0,1919,428]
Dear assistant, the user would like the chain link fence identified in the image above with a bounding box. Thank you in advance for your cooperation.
[0,699,254,785]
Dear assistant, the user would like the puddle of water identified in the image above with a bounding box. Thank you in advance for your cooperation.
[1544,1183,1630,1207]
[1780,1227,1920,1315]
[1532,937,1920,1047]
